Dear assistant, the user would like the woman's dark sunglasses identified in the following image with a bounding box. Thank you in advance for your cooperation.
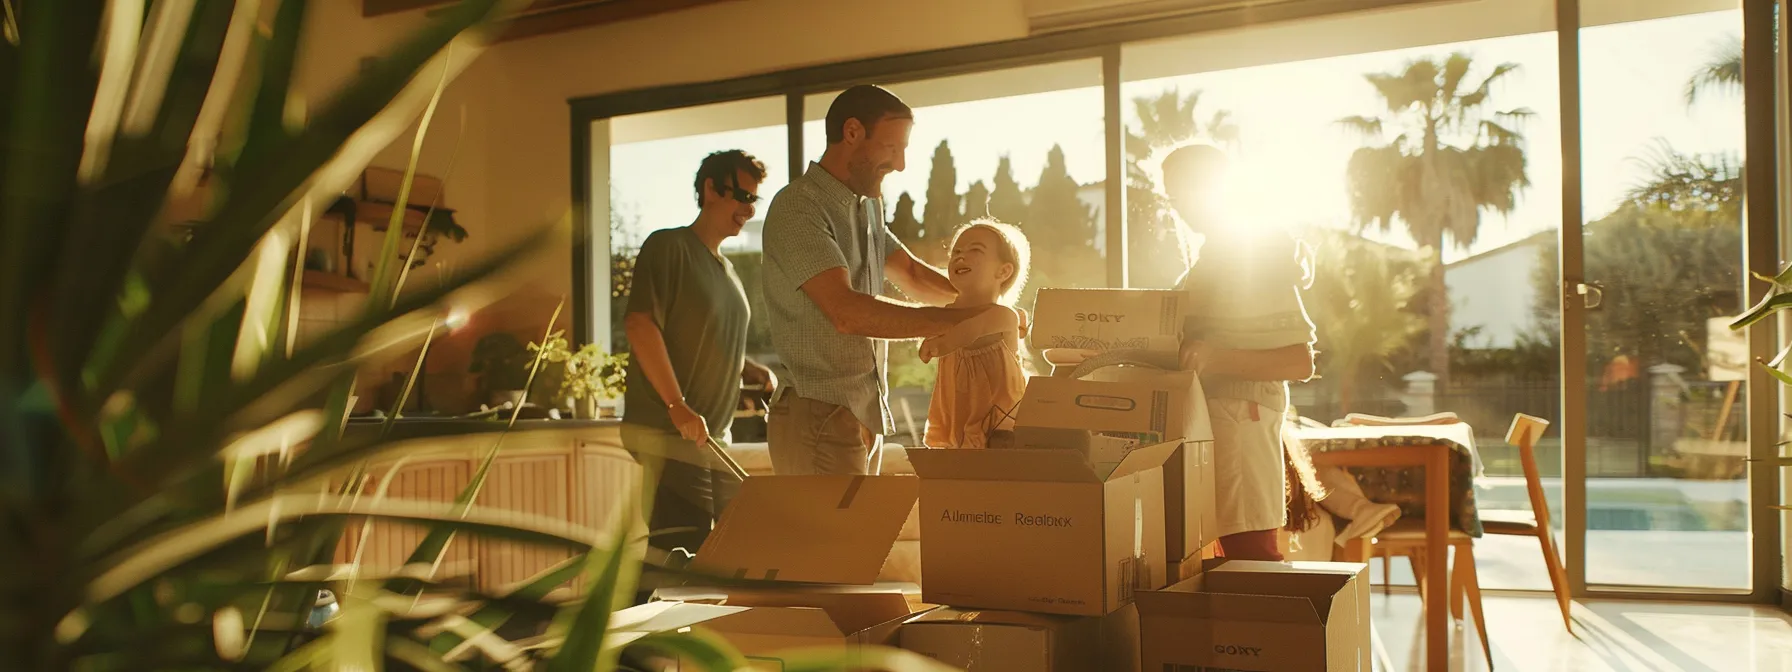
[719,183,760,205]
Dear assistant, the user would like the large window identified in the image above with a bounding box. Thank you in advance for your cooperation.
[576,0,1776,600]
[1123,1,1565,592]
[801,62,1108,444]
[605,97,790,360]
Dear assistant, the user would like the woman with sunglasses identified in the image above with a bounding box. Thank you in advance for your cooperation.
[622,149,776,559]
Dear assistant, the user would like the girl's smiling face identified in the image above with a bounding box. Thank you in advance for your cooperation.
[947,226,1015,301]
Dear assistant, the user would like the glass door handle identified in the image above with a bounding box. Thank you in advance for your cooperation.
[1574,281,1605,310]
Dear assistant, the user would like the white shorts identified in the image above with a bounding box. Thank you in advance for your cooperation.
[1209,395,1288,538]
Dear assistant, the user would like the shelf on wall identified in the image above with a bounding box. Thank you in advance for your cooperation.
[302,270,370,293]
[324,199,426,235]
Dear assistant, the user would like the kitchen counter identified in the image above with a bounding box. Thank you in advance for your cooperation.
[330,417,633,590]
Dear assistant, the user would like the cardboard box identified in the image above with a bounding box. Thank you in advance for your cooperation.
[1137,560,1372,672]
[1031,288,1185,354]
[612,587,918,670]
[907,443,1176,616]
[1013,364,1217,568]
[689,474,918,584]
[898,606,1139,672]
[1166,440,1217,578]
[1014,365,1212,451]
[624,475,923,669]
[358,166,445,209]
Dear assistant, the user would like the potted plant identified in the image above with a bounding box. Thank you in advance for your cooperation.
[470,331,533,407]
[0,0,955,668]
[531,332,629,418]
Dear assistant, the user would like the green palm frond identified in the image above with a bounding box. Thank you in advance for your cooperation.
[1625,139,1741,217]
[1458,61,1522,109]
[1335,115,1384,140]
[1439,52,1474,99]
[1685,34,1742,106]
[0,1,761,670]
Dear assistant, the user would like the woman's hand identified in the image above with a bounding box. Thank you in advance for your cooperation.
[668,401,710,444]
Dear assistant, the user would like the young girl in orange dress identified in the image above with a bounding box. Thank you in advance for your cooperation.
[917,220,1032,449]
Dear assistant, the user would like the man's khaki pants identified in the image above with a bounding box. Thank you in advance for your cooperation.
[766,389,882,475]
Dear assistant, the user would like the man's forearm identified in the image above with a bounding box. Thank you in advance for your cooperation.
[927,308,1009,355]
[902,264,958,306]
[624,315,684,405]
[1202,344,1316,382]
[888,254,958,306]
[837,294,983,340]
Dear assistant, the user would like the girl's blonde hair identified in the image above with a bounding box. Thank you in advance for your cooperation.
[950,218,1031,306]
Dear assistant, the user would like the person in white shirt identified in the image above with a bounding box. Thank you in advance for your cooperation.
[1164,144,1318,561]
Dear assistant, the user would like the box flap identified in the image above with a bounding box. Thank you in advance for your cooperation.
[609,601,752,634]
[1204,573,1350,620]
[1136,577,1325,625]
[653,582,918,603]
[691,475,918,584]
[908,447,1099,483]
[904,607,1078,630]
[1202,560,1362,620]
[1105,441,1178,481]
[707,606,855,638]
[701,589,916,635]
[1202,559,1366,577]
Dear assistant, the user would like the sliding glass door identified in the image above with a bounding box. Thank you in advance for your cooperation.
[1574,2,1752,592]
[571,0,1780,600]
[1121,0,1572,591]
[1112,0,1766,595]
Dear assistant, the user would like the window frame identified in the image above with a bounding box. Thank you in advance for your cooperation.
[565,0,1783,606]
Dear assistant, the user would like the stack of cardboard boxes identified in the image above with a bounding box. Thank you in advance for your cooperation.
[611,288,1372,671]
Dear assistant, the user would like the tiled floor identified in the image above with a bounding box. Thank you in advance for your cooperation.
[1371,592,1792,671]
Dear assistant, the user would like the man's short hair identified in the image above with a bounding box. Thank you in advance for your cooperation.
[693,149,767,206]
[1159,143,1229,196]
[825,85,912,145]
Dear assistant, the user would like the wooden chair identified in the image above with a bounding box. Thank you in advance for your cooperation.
[1345,523,1493,667]
[1480,414,1571,631]
[1341,413,1570,668]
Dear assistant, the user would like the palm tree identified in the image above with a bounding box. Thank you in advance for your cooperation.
[1626,140,1742,225]
[1126,89,1239,288]
[1339,53,1533,388]
[1685,35,1742,106]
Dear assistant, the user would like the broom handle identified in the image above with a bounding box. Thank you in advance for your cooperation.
[703,435,750,481]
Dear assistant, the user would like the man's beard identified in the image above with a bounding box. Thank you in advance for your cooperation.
[848,157,882,198]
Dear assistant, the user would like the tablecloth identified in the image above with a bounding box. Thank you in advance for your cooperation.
[1293,423,1485,537]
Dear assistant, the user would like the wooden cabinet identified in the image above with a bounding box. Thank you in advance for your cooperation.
[332,422,641,591]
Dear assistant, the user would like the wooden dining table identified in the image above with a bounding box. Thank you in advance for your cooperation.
[1293,422,1483,672]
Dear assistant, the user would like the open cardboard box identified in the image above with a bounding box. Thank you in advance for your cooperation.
[1137,559,1372,672]
[687,474,918,584]
[634,476,924,670]
[629,474,927,668]
[898,605,1140,672]
[1030,288,1186,355]
[908,442,1176,616]
[610,593,916,671]
[1013,363,1217,574]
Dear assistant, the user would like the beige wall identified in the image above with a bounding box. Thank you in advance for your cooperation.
[297,0,1734,413]
[291,0,1028,410]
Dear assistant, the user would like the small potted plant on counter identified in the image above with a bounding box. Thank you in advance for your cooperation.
[531,331,629,419]
[470,331,532,408]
